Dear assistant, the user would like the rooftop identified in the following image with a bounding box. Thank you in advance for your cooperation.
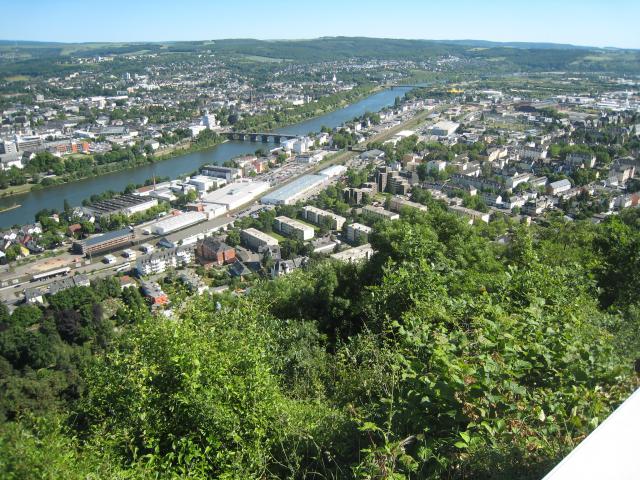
[85,194,155,215]
[261,174,327,203]
[81,227,133,247]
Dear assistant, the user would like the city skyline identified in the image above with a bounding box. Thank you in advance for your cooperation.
[3,0,640,49]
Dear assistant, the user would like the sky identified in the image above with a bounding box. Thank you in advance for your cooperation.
[3,0,639,49]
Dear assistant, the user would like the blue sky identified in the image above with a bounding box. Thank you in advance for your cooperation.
[4,0,639,48]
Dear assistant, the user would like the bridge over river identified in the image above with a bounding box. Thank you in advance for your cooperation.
[222,132,299,144]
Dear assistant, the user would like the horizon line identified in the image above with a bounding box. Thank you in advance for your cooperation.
[0,36,637,51]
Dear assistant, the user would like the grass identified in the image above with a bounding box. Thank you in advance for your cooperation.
[0,183,35,197]
[292,218,320,231]
[5,75,29,82]
[240,54,287,63]
[266,230,287,242]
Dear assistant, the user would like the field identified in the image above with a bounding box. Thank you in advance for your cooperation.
[240,54,288,63]
[4,75,29,82]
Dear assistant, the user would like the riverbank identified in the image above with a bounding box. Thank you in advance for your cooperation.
[0,135,228,200]
[0,87,384,200]
[0,87,413,228]
[0,184,34,198]
[0,203,20,213]
[235,83,381,132]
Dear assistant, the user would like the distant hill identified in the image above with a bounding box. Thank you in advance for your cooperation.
[0,37,638,74]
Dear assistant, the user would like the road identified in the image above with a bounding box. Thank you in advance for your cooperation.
[0,104,438,307]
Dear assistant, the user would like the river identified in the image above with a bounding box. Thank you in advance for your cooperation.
[0,86,411,228]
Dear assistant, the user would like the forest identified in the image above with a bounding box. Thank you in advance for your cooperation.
[1,194,638,479]
[2,37,640,80]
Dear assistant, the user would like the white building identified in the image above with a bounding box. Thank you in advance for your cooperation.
[302,206,346,230]
[426,160,447,172]
[202,111,219,129]
[281,138,297,151]
[241,228,279,251]
[331,244,374,263]
[293,137,314,154]
[261,174,328,205]
[547,179,572,195]
[188,175,216,192]
[189,125,207,137]
[362,205,400,222]
[274,216,315,241]
[388,196,429,214]
[318,164,347,179]
[431,121,460,137]
[201,180,270,211]
[447,205,490,224]
[150,212,207,235]
[346,223,372,244]
[136,246,194,276]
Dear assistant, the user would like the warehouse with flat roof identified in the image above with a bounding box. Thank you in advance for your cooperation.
[261,174,328,205]
[157,217,235,248]
[84,194,158,218]
[318,165,347,179]
[150,211,207,235]
[201,180,270,211]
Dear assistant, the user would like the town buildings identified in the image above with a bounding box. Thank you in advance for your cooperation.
[83,194,158,219]
[73,227,134,256]
[135,245,195,276]
[346,223,372,244]
[274,216,315,241]
[362,205,400,222]
[302,206,347,230]
[241,228,279,251]
[196,238,236,266]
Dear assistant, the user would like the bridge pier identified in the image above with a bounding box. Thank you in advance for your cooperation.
[224,132,298,144]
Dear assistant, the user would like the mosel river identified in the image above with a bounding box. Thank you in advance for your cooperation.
[0,87,411,228]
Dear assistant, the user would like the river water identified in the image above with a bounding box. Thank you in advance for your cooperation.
[0,87,411,228]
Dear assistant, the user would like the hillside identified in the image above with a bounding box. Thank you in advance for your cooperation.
[1,204,638,479]
[0,37,639,75]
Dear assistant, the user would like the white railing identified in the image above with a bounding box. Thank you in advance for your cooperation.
[543,387,640,480]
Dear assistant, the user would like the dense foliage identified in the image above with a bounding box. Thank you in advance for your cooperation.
[1,206,638,479]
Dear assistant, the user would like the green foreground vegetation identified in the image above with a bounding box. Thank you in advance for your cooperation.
[1,198,639,479]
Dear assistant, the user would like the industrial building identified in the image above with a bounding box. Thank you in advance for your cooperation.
[302,206,346,230]
[156,217,234,248]
[241,228,279,251]
[274,216,315,241]
[73,227,134,255]
[430,120,460,137]
[200,164,242,181]
[201,180,270,211]
[150,211,207,235]
[188,175,217,192]
[346,223,372,244]
[261,174,328,205]
[84,194,158,218]
[362,205,400,222]
[318,165,348,179]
